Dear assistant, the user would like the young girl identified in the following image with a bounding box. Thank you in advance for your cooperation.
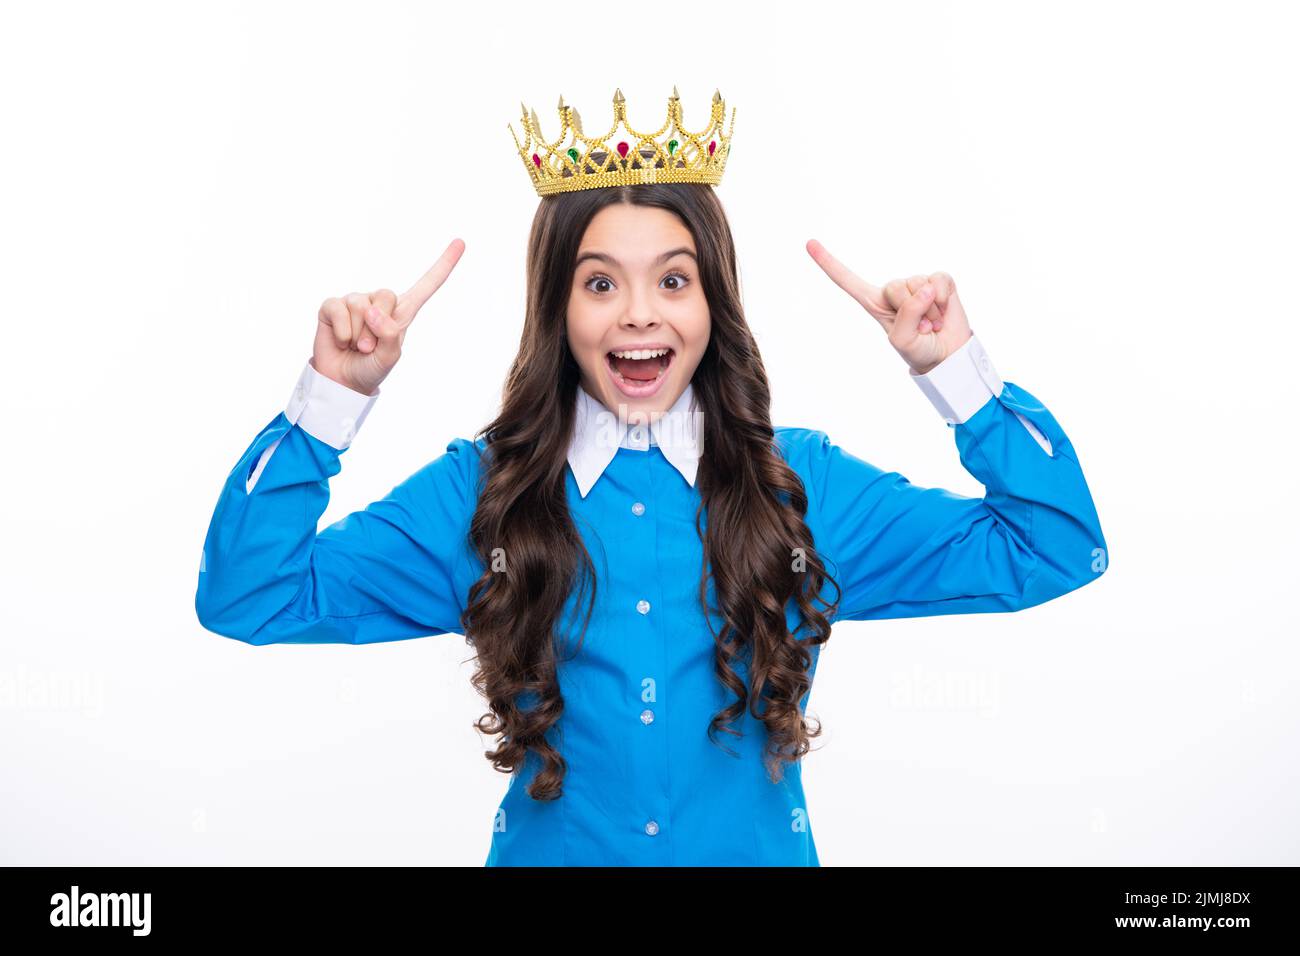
[195,88,1108,867]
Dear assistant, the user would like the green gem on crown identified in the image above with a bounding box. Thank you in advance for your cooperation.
[667,139,678,154]
[567,147,579,163]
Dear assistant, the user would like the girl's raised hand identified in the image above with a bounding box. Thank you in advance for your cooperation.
[805,239,972,376]
[312,238,467,396]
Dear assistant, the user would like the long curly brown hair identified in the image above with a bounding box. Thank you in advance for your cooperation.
[462,182,841,800]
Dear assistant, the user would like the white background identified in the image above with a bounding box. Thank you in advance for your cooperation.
[2,0,1296,866]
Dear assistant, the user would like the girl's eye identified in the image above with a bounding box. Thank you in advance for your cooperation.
[584,271,691,294]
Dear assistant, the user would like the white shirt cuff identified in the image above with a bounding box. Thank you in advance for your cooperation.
[908,332,1002,426]
[285,359,379,450]
[907,334,1052,454]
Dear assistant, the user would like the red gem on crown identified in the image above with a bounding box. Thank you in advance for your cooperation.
[617,141,629,158]
[708,140,716,156]
[532,153,541,167]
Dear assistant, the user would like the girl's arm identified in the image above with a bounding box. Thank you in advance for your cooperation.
[792,337,1107,622]
[195,360,481,645]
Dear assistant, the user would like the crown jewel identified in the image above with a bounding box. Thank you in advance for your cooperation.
[509,86,737,197]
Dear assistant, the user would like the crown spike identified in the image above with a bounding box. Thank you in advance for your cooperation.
[671,85,680,100]
[613,87,625,104]
[571,106,584,136]
[558,94,566,110]
[529,107,542,138]
[713,89,722,104]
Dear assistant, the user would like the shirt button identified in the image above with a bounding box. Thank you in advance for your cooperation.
[631,501,646,516]
[640,709,654,725]
[644,820,659,836]
[636,599,650,614]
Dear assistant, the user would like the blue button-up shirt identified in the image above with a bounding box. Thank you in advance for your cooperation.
[195,334,1108,866]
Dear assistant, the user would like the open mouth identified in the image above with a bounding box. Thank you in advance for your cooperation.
[605,346,674,397]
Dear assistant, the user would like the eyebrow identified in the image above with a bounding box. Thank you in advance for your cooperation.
[574,247,697,269]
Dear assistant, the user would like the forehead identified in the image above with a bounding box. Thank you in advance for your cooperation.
[578,203,694,262]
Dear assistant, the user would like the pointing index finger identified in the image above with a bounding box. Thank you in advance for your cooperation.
[395,238,466,326]
[806,239,891,321]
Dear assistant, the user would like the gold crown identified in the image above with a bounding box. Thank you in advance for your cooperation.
[509,86,737,197]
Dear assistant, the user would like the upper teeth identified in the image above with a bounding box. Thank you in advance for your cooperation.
[610,347,670,360]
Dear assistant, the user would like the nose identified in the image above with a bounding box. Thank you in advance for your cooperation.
[620,312,660,332]
[620,296,661,331]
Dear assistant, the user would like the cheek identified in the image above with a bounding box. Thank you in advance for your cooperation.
[679,303,711,351]
[565,297,604,352]
[565,303,615,383]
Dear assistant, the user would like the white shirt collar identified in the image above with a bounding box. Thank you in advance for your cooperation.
[567,381,704,498]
